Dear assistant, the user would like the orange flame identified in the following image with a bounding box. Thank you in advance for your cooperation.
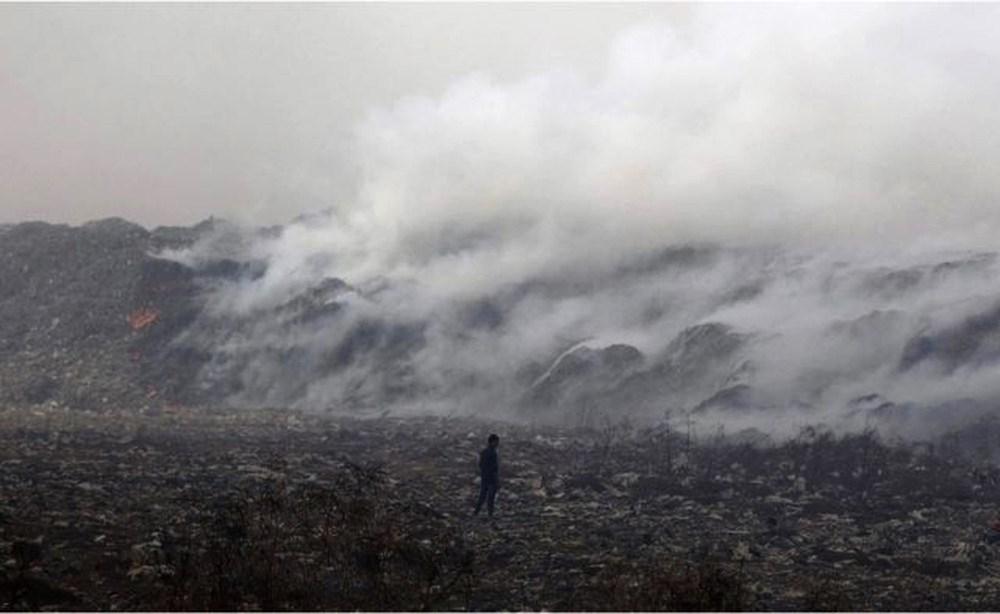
[128,307,160,331]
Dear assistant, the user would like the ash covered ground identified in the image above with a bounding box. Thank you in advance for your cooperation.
[5,407,1000,610]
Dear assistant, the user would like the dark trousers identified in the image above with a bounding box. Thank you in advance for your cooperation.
[475,480,498,516]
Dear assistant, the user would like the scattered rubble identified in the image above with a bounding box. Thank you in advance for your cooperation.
[3,407,1000,610]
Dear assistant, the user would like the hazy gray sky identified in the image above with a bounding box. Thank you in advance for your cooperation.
[0,3,691,227]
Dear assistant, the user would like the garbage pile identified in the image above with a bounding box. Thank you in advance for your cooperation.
[0,217,439,413]
[6,216,1000,438]
[0,218,220,410]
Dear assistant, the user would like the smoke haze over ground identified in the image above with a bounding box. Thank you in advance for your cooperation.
[6,5,1000,437]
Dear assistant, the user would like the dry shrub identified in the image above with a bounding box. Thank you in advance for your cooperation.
[133,461,476,611]
[571,558,749,611]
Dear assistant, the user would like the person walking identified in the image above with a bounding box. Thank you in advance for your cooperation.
[474,434,500,517]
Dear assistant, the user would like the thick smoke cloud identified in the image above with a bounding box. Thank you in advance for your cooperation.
[236,5,1000,296]
[343,4,1000,270]
[164,5,1000,437]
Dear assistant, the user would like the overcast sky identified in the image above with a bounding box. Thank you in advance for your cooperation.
[3,2,999,246]
[0,3,692,227]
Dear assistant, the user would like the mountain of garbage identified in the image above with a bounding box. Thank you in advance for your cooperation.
[3,216,1000,437]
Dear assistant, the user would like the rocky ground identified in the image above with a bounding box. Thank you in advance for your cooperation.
[4,407,1000,610]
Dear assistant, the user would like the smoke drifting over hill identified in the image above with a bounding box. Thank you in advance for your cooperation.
[179,5,1000,278]
[143,6,1000,436]
[4,6,998,437]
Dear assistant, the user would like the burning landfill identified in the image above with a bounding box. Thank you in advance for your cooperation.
[4,217,1000,609]
[6,215,1000,436]
[7,3,1000,609]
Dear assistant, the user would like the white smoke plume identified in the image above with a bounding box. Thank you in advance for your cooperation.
[163,5,1000,437]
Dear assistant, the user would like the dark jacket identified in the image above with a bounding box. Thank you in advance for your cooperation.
[479,446,499,484]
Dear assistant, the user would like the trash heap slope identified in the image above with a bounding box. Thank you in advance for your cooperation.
[0,218,208,410]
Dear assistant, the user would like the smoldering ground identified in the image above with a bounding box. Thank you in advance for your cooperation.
[158,5,1000,438]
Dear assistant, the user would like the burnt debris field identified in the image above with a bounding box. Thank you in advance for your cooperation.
[5,407,1000,611]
